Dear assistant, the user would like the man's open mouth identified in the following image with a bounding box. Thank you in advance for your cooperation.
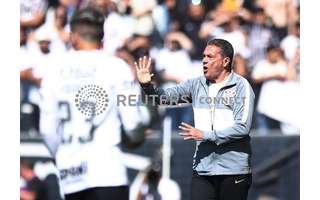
[203,66,208,73]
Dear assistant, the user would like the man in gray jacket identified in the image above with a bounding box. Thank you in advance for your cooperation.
[135,38,255,200]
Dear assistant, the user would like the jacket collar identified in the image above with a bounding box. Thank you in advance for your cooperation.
[200,71,238,88]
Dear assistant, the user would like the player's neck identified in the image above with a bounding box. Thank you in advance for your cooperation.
[75,42,102,51]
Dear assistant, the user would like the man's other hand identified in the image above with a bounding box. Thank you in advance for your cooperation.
[179,122,204,141]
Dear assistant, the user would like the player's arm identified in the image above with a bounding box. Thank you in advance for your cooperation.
[135,56,193,105]
[110,58,151,148]
[38,70,61,156]
[115,81,151,148]
[118,106,150,148]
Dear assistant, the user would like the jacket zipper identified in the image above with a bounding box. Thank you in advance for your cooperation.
[210,108,214,131]
[201,79,234,131]
[210,87,228,131]
[210,104,215,131]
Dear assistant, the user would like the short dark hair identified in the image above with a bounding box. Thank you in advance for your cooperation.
[20,158,34,170]
[252,6,265,14]
[70,8,105,42]
[266,44,280,53]
[207,38,234,70]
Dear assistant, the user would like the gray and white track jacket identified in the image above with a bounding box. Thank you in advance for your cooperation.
[141,72,255,175]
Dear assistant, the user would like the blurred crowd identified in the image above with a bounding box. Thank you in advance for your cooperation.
[20,0,300,139]
[20,0,300,199]
[20,0,300,137]
[19,0,300,137]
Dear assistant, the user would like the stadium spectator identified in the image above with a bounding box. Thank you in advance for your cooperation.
[130,0,157,36]
[201,0,226,13]
[152,0,172,38]
[256,0,298,39]
[20,25,56,128]
[59,0,88,23]
[20,26,42,134]
[20,25,55,134]
[198,8,232,40]
[233,53,249,78]
[155,31,194,83]
[124,35,152,60]
[20,24,52,129]
[208,15,251,60]
[26,26,54,89]
[251,45,288,84]
[280,22,300,61]
[151,0,187,39]
[165,0,187,32]
[20,25,29,50]
[154,31,195,130]
[245,7,279,70]
[181,3,207,60]
[254,44,299,134]
[115,47,136,76]
[118,35,157,92]
[220,0,244,14]
[251,45,288,133]
[89,0,135,55]
[52,4,70,46]
[286,46,300,81]
[20,0,48,31]
[39,8,150,200]
[20,26,35,102]
[37,4,70,53]
[20,159,46,200]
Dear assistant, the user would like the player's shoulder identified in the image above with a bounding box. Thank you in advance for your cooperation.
[103,54,128,68]
[95,53,133,82]
[41,53,62,75]
[100,54,133,78]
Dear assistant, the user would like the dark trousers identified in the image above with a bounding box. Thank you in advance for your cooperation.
[191,171,252,200]
[65,186,129,200]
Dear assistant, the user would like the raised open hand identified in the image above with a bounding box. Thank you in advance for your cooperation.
[134,56,154,84]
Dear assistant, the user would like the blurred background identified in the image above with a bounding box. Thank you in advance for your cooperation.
[20,0,300,199]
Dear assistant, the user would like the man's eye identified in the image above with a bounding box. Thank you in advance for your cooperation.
[203,55,212,58]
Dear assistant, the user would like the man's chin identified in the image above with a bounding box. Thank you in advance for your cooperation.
[204,73,217,82]
[204,72,210,80]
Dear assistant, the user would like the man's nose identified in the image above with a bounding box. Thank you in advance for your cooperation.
[202,55,206,61]
[203,57,208,64]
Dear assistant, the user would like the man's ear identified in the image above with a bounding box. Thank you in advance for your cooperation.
[223,57,230,67]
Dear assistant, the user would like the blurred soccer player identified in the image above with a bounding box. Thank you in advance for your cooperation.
[39,8,150,200]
